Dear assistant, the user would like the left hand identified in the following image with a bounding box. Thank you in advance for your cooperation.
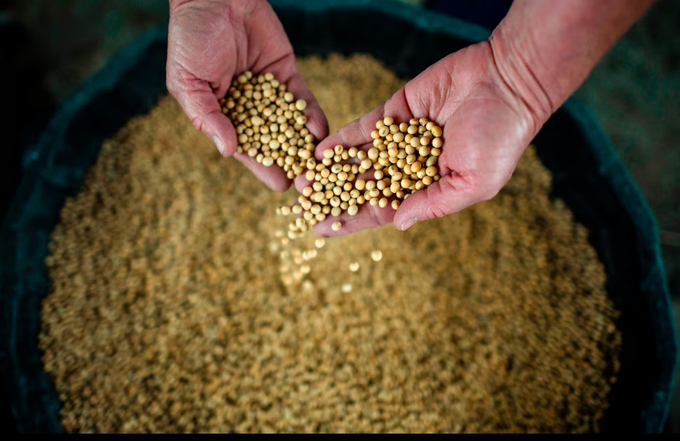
[167,0,328,191]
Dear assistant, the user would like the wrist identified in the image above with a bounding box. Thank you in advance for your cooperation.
[489,0,655,125]
[487,28,553,131]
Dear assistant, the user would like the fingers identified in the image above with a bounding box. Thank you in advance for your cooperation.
[391,92,523,230]
[308,170,478,237]
[245,0,329,142]
[314,203,396,238]
[167,0,325,193]
[253,52,329,143]
[293,173,311,194]
[314,88,415,160]
[169,74,291,191]
[285,73,329,142]
[314,107,385,161]
[233,152,291,192]
[246,53,328,193]
[171,83,292,191]
[202,109,238,157]
[171,83,239,157]
[392,172,483,231]
[292,140,369,192]
[293,89,419,236]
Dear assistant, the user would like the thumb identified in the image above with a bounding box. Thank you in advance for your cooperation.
[393,172,486,231]
[200,107,238,158]
[174,86,238,157]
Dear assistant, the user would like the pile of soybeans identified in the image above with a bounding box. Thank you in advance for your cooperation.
[220,68,444,235]
[39,54,622,433]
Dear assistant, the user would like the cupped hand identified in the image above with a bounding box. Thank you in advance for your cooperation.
[298,42,546,236]
[167,0,328,191]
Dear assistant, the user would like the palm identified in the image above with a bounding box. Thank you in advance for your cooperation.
[167,0,327,191]
[306,42,539,236]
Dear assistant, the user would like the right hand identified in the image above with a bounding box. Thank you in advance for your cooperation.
[167,0,328,191]
[300,42,545,237]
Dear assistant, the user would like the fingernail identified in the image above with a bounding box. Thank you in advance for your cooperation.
[213,136,224,155]
[401,217,417,231]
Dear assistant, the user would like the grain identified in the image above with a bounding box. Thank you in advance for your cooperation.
[41,54,620,434]
[224,72,316,179]
[279,102,443,233]
[281,110,443,234]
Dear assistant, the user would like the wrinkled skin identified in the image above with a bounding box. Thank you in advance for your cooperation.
[168,0,653,236]
[297,42,541,236]
[167,0,328,191]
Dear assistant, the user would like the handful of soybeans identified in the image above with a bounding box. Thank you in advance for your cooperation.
[278,116,443,237]
[220,71,316,180]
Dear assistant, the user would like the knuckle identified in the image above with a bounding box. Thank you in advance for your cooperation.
[425,205,447,219]
[423,190,448,219]
[190,116,205,133]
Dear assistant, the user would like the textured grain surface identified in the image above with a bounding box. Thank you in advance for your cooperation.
[40,54,621,433]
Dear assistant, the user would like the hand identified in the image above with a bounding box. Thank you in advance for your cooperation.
[300,42,544,236]
[167,0,328,191]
